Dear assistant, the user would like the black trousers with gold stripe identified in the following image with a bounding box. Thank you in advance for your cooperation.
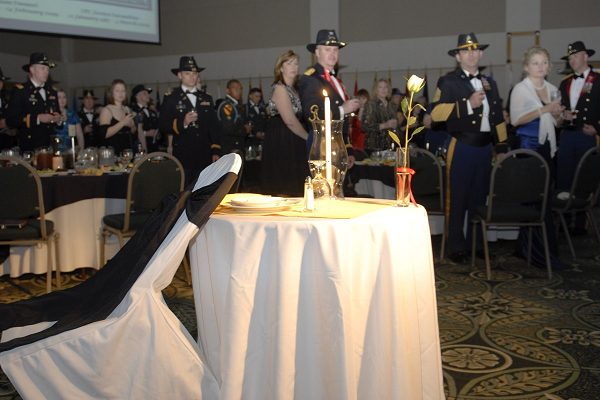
[445,138,492,255]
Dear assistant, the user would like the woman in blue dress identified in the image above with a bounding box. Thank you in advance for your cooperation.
[54,89,85,151]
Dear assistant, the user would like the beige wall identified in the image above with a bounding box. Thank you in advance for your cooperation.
[542,0,600,29]
[341,0,506,41]
[0,0,598,103]
[71,0,310,62]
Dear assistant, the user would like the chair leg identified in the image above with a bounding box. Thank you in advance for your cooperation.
[46,238,52,293]
[481,222,491,280]
[471,221,477,267]
[182,251,192,285]
[540,223,553,280]
[99,229,107,267]
[587,210,600,244]
[558,213,576,259]
[440,225,446,263]
[527,227,533,267]
[54,233,61,289]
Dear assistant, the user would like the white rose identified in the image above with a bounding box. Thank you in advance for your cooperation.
[406,75,425,93]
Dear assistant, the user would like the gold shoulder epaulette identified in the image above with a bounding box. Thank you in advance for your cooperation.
[304,68,315,76]
[15,83,24,89]
[562,74,573,81]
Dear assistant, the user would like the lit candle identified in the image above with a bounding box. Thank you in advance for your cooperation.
[322,89,332,181]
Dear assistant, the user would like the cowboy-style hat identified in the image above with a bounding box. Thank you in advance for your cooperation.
[561,41,595,60]
[0,67,10,81]
[448,32,488,56]
[307,29,346,53]
[171,56,205,75]
[79,89,98,100]
[131,84,152,98]
[22,52,56,72]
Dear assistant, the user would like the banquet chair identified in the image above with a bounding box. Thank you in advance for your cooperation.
[99,151,184,265]
[411,148,445,261]
[0,153,242,400]
[0,156,61,293]
[552,147,600,259]
[470,149,551,280]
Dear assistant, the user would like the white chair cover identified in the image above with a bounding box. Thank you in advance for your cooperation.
[0,153,242,400]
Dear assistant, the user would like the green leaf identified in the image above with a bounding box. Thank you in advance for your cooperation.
[407,116,417,126]
[415,103,426,112]
[412,126,425,136]
[387,130,401,146]
[401,97,409,117]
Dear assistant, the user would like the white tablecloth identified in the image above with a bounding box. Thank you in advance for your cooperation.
[355,178,518,241]
[190,203,444,399]
[1,198,124,277]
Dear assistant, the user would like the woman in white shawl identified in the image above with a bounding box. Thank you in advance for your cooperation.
[510,46,563,162]
[509,46,567,271]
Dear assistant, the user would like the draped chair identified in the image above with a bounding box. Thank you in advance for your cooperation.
[0,153,242,400]
[552,147,600,259]
[0,156,61,293]
[470,149,551,279]
[99,151,184,265]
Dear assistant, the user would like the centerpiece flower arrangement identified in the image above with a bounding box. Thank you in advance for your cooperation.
[388,74,426,206]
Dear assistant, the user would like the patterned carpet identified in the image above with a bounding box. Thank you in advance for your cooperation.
[1,220,599,399]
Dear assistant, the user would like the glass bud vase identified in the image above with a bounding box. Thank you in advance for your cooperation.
[308,119,348,199]
[395,147,415,207]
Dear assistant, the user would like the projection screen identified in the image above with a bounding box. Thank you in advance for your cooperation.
[0,0,160,44]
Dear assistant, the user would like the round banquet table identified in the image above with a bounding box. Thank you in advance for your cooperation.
[1,172,128,277]
[189,201,444,399]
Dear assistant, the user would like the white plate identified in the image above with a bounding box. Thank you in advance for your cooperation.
[225,198,301,213]
[229,196,285,207]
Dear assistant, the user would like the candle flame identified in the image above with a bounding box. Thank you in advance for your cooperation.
[322,89,328,97]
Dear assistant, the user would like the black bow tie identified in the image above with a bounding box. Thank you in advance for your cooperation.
[185,90,198,96]
[467,73,481,80]
[572,73,584,80]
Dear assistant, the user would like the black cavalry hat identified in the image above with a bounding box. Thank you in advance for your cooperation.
[448,32,489,56]
[0,67,10,81]
[307,29,346,53]
[171,56,205,75]
[561,41,595,60]
[22,52,56,72]
[79,89,97,100]
[131,84,152,98]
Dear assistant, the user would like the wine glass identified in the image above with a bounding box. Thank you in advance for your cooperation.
[550,90,561,103]
[121,148,133,167]
[22,151,34,164]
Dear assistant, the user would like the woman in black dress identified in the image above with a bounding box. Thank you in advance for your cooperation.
[261,50,310,196]
[98,79,137,155]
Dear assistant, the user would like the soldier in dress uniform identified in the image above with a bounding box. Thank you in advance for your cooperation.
[6,53,61,152]
[298,29,360,166]
[78,89,100,148]
[430,33,507,263]
[0,67,18,151]
[130,84,160,153]
[557,41,600,193]
[159,56,221,185]
[216,79,249,155]
[245,87,267,147]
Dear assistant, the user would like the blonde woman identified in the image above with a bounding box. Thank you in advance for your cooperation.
[260,50,310,196]
[361,78,398,152]
[510,46,563,162]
